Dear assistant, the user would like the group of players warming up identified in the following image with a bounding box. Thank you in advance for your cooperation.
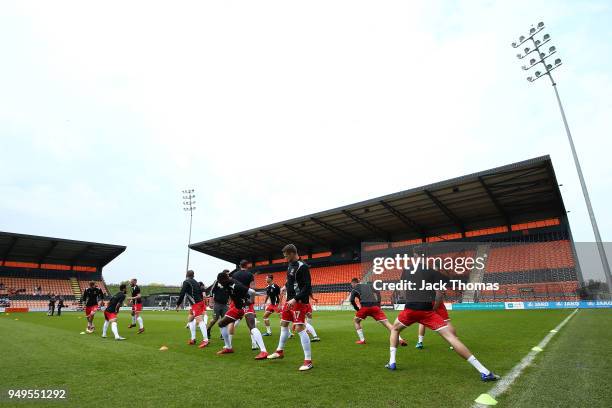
[80,279,144,340]
[174,244,317,371]
[81,242,499,379]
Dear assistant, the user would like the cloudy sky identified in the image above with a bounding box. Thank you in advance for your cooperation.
[1,1,611,285]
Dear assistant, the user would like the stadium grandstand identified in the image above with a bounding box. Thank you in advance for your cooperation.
[0,232,125,311]
[190,155,583,308]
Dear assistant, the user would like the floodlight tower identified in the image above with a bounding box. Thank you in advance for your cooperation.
[512,22,612,293]
[182,189,196,272]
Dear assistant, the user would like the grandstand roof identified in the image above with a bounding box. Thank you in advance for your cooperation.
[0,232,126,269]
[190,155,566,264]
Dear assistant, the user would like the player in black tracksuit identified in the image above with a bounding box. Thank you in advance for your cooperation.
[176,270,209,347]
[82,282,104,333]
[262,275,281,335]
[227,261,266,353]
[128,279,144,333]
[47,295,56,316]
[385,247,500,381]
[267,244,313,371]
[214,271,267,357]
[102,284,127,340]
[205,273,230,337]
[56,297,64,316]
[349,278,407,345]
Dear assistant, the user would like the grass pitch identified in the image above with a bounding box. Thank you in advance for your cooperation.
[1,309,610,408]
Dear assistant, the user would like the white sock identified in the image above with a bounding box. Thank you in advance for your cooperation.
[221,326,232,349]
[251,334,258,348]
[251,328,267,352]
[234,319,241,328]
[198,321,208,341]
[202,314,208,328]
[298,330,312,360]
[137,316,144,329]
[389,347,397,365]
[102,321,109,336]
[277,326,289,351]
[356,329,365,341]
[305,322,318,337]
[264,319,271,333]
[189,320,196,340]
[467,355,490,375]
[418,335,424,343]
[111,322,120,339]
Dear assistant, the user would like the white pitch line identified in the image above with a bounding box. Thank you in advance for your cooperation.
[472,308,579,407]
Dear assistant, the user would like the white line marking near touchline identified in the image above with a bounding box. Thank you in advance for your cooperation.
[472,308,579,407]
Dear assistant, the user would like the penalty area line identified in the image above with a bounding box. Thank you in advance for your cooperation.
[472,308,579,407]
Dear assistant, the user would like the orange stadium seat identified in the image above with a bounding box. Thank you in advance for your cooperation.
[0,277,72,296]
[486,241,574,273]
[312,292,348,305]
[78,279,108,294]
[255,263,367,288]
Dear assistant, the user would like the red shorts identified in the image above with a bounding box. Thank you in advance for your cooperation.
[434,302,450,321]
[265,304,281,313]
[225,303,254,321]
[104,311,118,321]
[355,305,387,321]
[85,305,99,316]
[132,303,143,312]
[281,302,308,325]
[397,309,447,331]
[190,301,206,317]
